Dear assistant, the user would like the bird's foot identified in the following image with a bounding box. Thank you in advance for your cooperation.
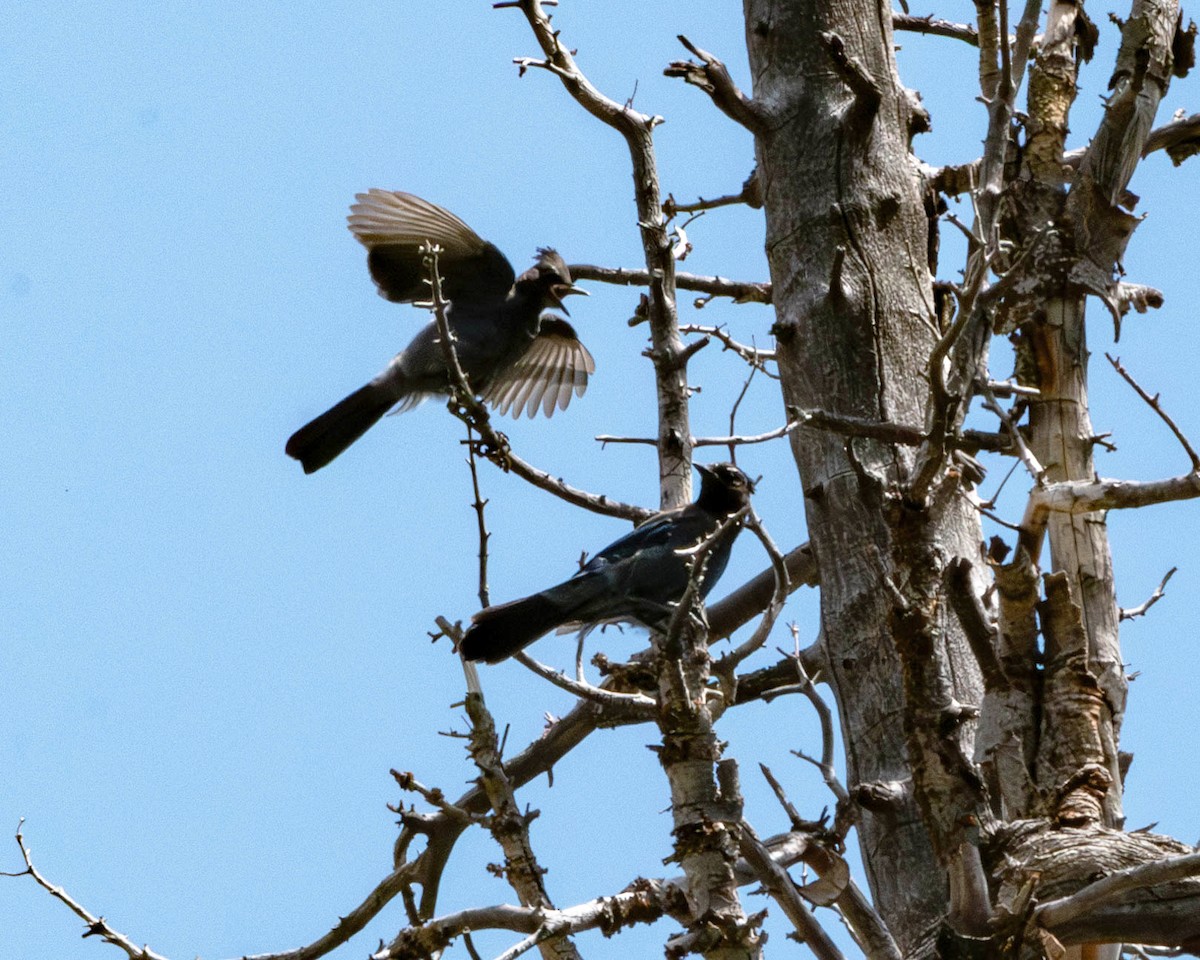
[461,430,512,471]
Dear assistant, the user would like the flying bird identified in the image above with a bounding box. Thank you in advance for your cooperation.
[286,190,593,473]
[460,462,755,664]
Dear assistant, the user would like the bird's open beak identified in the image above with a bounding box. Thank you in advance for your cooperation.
[549,283,588,316]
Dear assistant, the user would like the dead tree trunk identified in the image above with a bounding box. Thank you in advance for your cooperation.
[745,0,1200,953]
[744,1,988,949]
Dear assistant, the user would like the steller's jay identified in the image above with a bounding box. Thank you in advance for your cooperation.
[460,462,754,664]
[286,190,593,473]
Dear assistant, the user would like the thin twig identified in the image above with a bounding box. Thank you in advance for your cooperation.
[1119,567,1177,621]
[568,263,772,305]
[465,425,492,609]
[709,542,819,641]
[512,652,657,715]
[713,508,789,677]
[664,169,762,217]
[6,819,171,960]
[892,12,980,46]
[1107,354,1200,470]
[979,381,1046,484]
[665,190,750,215]
[391,771,481,824]
[758,764,809,830]
[726,364,758,462]
[598,408,1014,454]
[780,635,851,807]
[679,324,778,373]
[596,420,802,449]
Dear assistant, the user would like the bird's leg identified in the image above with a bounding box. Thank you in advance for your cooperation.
[459,426,512,471]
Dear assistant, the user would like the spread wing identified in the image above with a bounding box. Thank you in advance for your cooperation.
[481,316,595,419]
[347,189,515,305]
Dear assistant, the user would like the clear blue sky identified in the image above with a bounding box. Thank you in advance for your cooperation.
[5,3,1198,958]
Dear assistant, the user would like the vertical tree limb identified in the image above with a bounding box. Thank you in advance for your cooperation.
[744,1,987,947]
[503,0,693,507]
[463,692,583,960]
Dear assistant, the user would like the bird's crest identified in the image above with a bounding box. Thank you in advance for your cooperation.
[519,247,573,286]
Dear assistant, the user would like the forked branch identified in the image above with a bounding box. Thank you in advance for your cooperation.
[664,36,769,134]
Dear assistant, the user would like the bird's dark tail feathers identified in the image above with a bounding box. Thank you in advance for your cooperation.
[285,382,399,474]
[459,591,574,664]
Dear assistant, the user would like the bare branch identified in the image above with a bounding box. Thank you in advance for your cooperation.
[462,692,583,960]
[499,0,694,508]
[908,223,999,500]
[724,357,760,462]
[592,434,656,448]
[758,764,810,830]
[664,190,751,216]
[598,408,1013,458]
[984,379,1042,399]
[664,168,762,217]
[1142,110,1200,164]
[6,820,170,960]
[506,454,652,523]
[1021,472,1200,563]
[947,557,1004,690]
[702,419,802,449]
[374,885,685,960]
[979,382,1046,484]
[736,818,847,960]
[664,36,768,134]
[820,31,881,119]
[780,640,852,808]
[512,651,657,716]
[1037,851,1200,931]
[464,426,492,609]
[892,12,980,46]
[1106,354,1200,470]
[711,508,790,679]
[709,543,818,641]
[390,770,480,824]
[568,263,772,304]
[679,324,777,370]
[1119,566,1177,621]
[375,830,823,960]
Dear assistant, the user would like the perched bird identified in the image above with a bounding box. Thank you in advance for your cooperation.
[460,462,755,664]
[286,190,594,473]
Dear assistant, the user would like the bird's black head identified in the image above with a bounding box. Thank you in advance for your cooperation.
[695,462,755,516]
[517,247,588,315]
